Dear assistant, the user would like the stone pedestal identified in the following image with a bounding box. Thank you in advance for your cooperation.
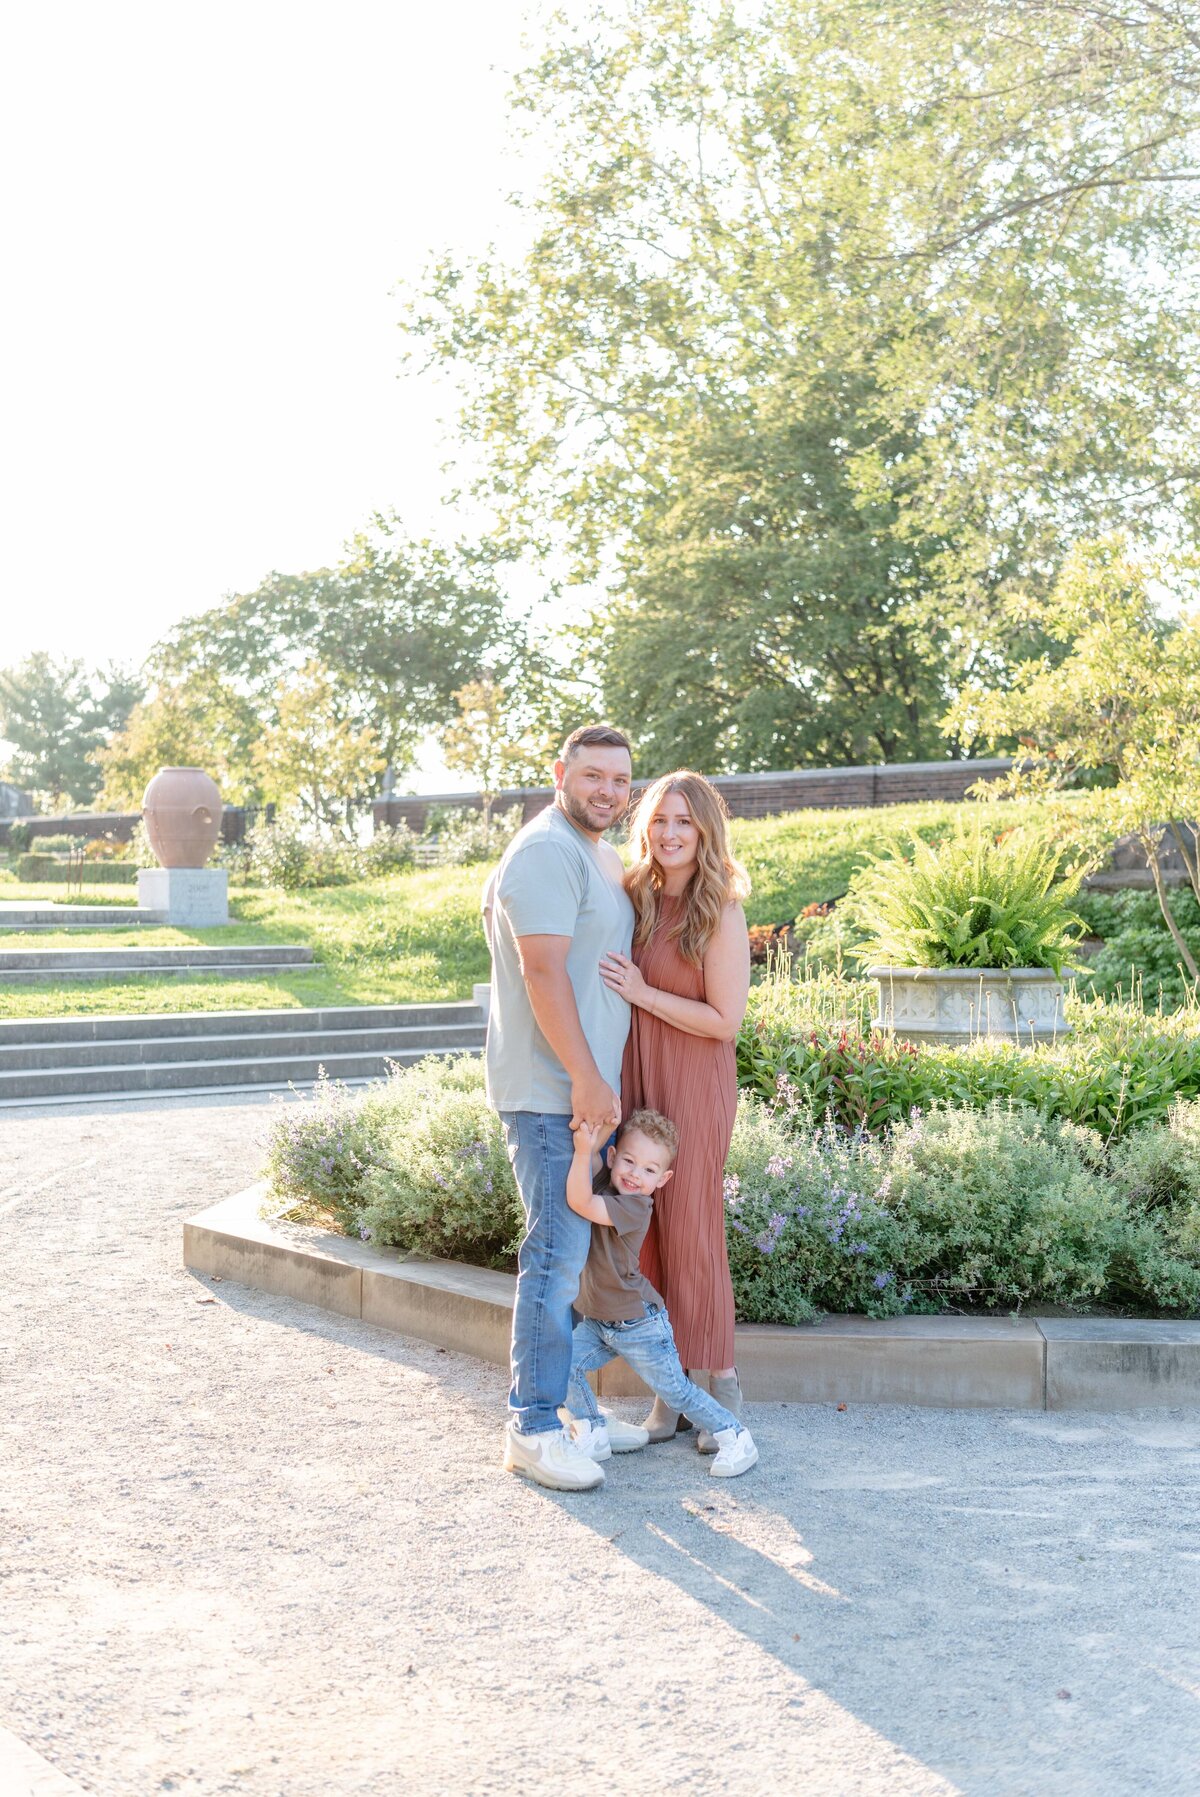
[138,867,229,927]
[869,964,1070,1044]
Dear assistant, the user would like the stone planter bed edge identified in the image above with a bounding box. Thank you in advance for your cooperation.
[184,1185,1200,1413]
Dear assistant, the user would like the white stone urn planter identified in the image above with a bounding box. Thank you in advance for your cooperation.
[868,965,1070,1046]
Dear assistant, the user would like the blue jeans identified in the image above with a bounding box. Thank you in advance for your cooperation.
[566,1304,743,1439]
[499,1111,593,1436]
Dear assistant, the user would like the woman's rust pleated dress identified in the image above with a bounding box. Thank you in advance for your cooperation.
[622,894,737,1370]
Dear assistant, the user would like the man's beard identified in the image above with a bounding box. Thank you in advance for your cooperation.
[560,788,624,834]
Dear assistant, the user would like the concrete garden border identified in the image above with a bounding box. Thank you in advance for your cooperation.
[184,1186,1200,1412]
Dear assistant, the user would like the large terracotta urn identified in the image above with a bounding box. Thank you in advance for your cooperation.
[142,768,222,868]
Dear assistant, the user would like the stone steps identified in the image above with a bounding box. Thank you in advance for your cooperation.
[0,1001,485,1104]
[0,903,159,929]
[0,945,314,984]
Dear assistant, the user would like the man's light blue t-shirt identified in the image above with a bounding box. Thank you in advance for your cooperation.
[485,804,634,1116]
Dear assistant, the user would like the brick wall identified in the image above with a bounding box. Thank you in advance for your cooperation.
[0,805,267,848]
[373,758,1016,834]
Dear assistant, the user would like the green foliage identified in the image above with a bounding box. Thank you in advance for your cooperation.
[93,678,259,810]
[16,852,132,885]
[152,518,524,787]
[264,1060,1200,1319]
[28,834,86,854]
[723,1098,906,1323]
[0,653,143,806]
[880,1105,1198,1315]
[359,823,417,876]
[252,660,386,829]
[422,803,524,867]
[243,819,363,891]
[410,4,1200,770]
[264,1057,520,1267]
[738,961,1200,1139]
[848,824,1086,972]
[948,536,1200,978]
[1076,889,1200,1012]
[5,822,33,853]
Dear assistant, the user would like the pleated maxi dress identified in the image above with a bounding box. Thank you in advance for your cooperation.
[622,893,737,1371]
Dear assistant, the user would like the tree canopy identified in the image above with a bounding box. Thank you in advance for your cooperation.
[408,0,1200,770]
[0,654,142,807]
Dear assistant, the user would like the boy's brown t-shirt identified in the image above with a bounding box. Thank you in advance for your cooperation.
[574,1174,666,1324]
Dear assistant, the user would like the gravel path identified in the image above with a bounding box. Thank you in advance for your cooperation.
[1,1093,1198,1797]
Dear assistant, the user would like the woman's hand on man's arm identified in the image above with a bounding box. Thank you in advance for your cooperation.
[600,904,749,1041]
[516,933,620,1131]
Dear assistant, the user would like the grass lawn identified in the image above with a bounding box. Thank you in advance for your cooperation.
[0,866,492,1019]
[0,790,1113,1020]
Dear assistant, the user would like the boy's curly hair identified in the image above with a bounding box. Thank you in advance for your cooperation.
[616,1107,679,1165]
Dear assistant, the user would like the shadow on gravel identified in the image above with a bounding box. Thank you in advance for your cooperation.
[536,1415,1200,1797]
[198,1276,1200,1796]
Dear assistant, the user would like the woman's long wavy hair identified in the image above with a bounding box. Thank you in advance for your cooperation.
[626,771,750,967]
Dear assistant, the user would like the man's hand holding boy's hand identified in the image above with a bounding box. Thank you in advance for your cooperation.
[571,1117,609,1158]
[570,1071,619,1138]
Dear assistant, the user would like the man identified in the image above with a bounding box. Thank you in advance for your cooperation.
[485,723,637,1490]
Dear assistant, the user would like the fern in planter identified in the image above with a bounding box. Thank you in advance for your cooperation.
[849,825,1087,973]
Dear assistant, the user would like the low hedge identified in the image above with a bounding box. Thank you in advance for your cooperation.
[263,1054,1200,1323]
[15,853,134,885]
[738,967,1200,1138]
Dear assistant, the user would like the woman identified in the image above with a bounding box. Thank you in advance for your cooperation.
[600,770,751,1446]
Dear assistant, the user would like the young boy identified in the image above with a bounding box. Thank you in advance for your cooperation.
[564,1108,758,1480]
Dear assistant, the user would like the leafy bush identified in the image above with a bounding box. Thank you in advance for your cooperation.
[6,821,33,853]
[738,962,1200,1138]
[723,1097,907,1323]
[262,1069,388,1226]
[422,804,523,866]
[244,818,361,890]
[31,833,87,854]
[264,1056,520,1266]
[849,824,1086,972]
[16,853,65,882]
[361,822,417,875]
[1075,888,1200,1012]
[263,1060,1200,1318]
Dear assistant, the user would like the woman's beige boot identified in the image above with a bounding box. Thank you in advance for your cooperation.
[698,1369,743,1454]
[642,1396,695,1442]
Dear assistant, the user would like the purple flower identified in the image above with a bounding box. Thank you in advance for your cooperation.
[873,1272,894,1290]
[766,1155,793,1179]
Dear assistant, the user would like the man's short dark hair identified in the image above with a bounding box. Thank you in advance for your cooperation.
[559,722,632,763]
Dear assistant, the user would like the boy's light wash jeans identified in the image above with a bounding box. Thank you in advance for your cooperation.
[566,1302,742,1438]
[499,1110,593,1437]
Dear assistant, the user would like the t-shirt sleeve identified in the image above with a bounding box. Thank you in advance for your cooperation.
[497,839,585,938]
[600,1186,651,1237]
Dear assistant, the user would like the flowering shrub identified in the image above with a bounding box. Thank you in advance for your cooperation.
[723,1097,907,1322]
[422,804,523,866]
[737,963,1200,1138]
[263,1055,520,1266]
[262,1068,387,1225]
[262,1058,1200,1320]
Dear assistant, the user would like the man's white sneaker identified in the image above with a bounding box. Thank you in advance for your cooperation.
[503,1423,605,1490]
[710,1427,759,1478]
[568,1417,613,1461]
[598,1410,650,1453]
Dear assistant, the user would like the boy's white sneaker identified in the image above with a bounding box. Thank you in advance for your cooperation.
[504,1423,605,1490]
[568,1417,613,1461]
[599,1410,650,1452]
[709,1427,759,1478]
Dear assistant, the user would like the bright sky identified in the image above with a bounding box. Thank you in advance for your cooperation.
[0,0,542,788]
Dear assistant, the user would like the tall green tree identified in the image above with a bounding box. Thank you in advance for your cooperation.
[0,654,143,806]
[408,0,1200,771]
[947,535,1200,979]
[151,517,524,785]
